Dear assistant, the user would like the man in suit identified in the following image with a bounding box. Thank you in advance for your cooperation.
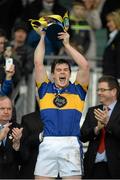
[0,95,23,179]
[19,111,43,179]
[81,75,120,179]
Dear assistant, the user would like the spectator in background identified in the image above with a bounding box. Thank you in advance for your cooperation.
[25,0,67,56]
[69,1,91,56]
[100,0,120,29]
[0,95,23,179]
[10,21,34,81]
[0,29,7,54]
[82,0,102,63]
[21,0,66,22]
[0,29,21,87]
[102,10,120,79]
[4,43,22,87]
[81,75,120,179]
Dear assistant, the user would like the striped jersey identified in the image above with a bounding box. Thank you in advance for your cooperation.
[37,78,88,137]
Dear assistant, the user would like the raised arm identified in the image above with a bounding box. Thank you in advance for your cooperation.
[0,64,15,96]
[58,32,90,85]
[34,30,47,83]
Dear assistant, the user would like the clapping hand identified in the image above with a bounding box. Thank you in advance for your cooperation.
[94,108,109,126]
[94,108,109,133]
[0,123,12,141]
[12,127,23,151]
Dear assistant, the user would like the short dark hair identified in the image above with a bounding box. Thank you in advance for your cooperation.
[51,59,71,73]
[98,75,120,99]
[13,20,29,33]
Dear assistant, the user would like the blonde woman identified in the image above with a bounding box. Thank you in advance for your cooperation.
[102,9,120,79]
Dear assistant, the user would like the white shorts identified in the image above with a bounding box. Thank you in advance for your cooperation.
[34,136,83,177]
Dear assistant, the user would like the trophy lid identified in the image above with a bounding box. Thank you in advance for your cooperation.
[29,12,69,41]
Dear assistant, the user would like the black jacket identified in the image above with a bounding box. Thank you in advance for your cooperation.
[0,122,21,179]
[19,111,43,179]
[81,102,120,179]
[102,31,120,78]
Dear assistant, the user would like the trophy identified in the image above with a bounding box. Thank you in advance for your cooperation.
[29,12,69,42]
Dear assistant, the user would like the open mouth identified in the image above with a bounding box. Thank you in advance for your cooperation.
[59,77,66,83]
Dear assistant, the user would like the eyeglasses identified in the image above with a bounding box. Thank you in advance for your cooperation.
[96,88,113,92]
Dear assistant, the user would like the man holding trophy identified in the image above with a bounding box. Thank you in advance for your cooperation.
[32,13,90,179]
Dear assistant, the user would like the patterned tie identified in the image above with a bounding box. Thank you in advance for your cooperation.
[97,106,110,153]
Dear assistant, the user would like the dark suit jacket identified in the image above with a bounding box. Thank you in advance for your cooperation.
[102,31,120,78]
[19,111,43,179]
[81,101,120,179]
[0,122,21,179]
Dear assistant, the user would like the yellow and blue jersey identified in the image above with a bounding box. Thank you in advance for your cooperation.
[37,78,88,137]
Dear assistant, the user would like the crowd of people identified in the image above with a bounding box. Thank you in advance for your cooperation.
[0,0,120,179]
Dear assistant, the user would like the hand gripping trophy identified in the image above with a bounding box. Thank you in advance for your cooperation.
[29,12,69,42]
